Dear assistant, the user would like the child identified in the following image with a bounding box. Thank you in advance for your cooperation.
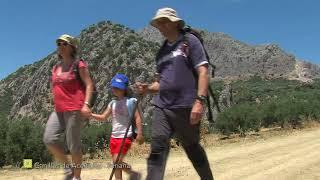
[91,73,144,180]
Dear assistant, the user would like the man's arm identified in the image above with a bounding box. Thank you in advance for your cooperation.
[147,81,160,94]
[135,78,160,95]
[196,65,209,97]
[190,64,209,125]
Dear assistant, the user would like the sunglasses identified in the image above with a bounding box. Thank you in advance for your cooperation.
[57,41,69,47]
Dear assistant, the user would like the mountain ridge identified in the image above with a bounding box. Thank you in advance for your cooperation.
[0,20,319,122]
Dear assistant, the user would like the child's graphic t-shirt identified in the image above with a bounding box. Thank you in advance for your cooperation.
[108,97,134,138]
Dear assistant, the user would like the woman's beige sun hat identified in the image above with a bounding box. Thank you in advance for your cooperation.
[56,34,79,49]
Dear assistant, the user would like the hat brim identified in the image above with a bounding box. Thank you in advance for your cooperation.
[56,37,78,49]
[111,82,127,90]
[150,16,185,29]
[56,37,71,44]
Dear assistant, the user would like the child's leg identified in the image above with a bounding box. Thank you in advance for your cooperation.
[112,153,123,180]
[117,154,141,180]
[113,153,138,179]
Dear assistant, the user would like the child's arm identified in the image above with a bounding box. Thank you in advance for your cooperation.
[134,108,144,144]
[91,106,112,122]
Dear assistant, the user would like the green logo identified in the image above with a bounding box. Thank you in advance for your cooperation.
[23,159,33,169]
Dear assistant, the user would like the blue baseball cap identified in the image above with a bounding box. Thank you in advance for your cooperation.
[110,74,129,90]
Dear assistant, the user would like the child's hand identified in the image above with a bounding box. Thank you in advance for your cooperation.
[89,113,94,120]
[135,134,144,145]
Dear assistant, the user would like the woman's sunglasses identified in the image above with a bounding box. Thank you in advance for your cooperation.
[57,41,69,47]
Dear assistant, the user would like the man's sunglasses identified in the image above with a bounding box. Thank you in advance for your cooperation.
[57,41,69,47]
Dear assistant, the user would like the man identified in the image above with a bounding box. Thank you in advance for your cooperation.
[136,7,214,180]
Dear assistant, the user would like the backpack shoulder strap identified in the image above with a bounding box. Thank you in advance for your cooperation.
[155,40,168,63]
[182,30,216,77]
[52,64,58,75]
[72,59,84,80]
[126,98,137,119]
[109,99,116,111]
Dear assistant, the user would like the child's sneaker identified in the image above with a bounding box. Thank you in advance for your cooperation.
[129,171,141,180]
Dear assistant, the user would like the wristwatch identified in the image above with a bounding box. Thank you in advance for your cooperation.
[196,95,207,104]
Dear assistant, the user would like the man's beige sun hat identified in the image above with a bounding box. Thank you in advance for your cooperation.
[150,7,185,28]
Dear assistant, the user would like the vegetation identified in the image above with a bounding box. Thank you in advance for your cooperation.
[1,118,52,167]
[214,77,320,136]
[0,119,124,167]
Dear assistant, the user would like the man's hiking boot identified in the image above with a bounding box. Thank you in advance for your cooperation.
[129,171,141,180]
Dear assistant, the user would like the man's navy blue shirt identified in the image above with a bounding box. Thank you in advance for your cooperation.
[154,33,208,109]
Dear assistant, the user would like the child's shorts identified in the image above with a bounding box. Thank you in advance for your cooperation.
[110,137,132,155]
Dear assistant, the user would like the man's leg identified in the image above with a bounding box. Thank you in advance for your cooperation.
[170,108,214,180]
[146,107,172,180]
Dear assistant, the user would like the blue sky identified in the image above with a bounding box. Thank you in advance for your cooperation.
[0,0,319,80]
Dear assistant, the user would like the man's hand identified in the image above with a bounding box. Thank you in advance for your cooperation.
[135,134,145,145]
[190,100,204,125]
[80,104,91,118]
[134,82,149,95]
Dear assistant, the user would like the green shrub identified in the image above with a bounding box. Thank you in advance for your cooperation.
[4,118,52,167]
[215,103,261,136]
[0,115,7,167]
[81,122,112,155]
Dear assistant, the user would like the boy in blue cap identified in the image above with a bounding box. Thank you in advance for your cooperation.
[91,73,144,180]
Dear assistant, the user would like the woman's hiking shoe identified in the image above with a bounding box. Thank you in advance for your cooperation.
[63,166,74,180]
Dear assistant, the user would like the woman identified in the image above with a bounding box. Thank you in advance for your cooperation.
[43,34,93,180]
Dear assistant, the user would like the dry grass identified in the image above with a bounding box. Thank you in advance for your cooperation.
[2,122,320,180]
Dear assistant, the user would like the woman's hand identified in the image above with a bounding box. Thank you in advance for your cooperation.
[80,104,91,118]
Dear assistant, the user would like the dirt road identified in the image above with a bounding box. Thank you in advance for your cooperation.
[1,127,320,180]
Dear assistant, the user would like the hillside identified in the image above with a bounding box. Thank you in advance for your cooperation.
[0,20,320,122]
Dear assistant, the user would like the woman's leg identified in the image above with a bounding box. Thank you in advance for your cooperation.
[44,112,73,179]
[65,111,83,179]
[43,112,69,163]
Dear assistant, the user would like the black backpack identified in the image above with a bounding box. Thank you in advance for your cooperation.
[181,26,216,78]
[72,59,98,107]
[181,26,222,123]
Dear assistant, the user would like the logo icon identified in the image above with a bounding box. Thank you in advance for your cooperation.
[23,159,33,169]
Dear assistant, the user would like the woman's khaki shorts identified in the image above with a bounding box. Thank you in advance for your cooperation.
[43,111,84,154]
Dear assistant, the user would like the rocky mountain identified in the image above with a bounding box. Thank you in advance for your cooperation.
[0,21,319,122]
[139,26,320,81]
[0,21,158,122]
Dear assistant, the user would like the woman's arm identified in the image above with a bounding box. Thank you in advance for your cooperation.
[79,66,93,118]
[79,67,94,106]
